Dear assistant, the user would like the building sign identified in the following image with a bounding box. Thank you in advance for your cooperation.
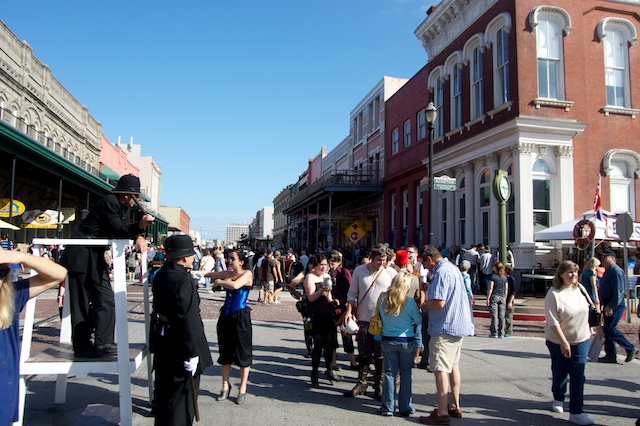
[21,209,65,229]
[0,198,26,217]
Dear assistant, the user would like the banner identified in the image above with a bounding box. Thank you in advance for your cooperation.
[21,209,66,229]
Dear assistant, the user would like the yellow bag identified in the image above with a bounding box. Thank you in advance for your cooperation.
[368,294,384,336]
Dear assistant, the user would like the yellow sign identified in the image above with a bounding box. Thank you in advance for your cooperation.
[21,209,65,228]
[0,198,26,217]
[344,225,364,243]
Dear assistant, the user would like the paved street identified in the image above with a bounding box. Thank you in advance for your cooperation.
[20,288,640,425]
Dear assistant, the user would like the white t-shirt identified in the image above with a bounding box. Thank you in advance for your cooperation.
[348,265,397,322]
[544,284,591,345]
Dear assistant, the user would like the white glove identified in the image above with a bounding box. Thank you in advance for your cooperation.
[183,356,199,376]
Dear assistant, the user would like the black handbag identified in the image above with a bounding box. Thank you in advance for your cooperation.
[579,285,602,327]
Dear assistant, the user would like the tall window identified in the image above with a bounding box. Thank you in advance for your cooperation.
[402,190,409,230]
[506,163,516,243]
[418,109,426,140]
[441,198,447,246]
[495,28,510,106]
[603,29,628,107]
[391,128,399,154]
[479,170,491,244]
[471,47,484,119]
[451,64,463,129]
[391,193,397,232]
[435,79,444,138]
[416,187,423,227]
[533,159,551,232]
[536,17,563,99]
[458,177,466,245]
[610,160,635,214]
[404,120,411,147]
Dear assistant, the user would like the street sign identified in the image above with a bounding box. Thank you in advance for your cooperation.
[433,176,457,191]
[617,212,634,242]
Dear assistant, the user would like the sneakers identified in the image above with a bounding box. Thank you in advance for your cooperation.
[447,404,462,418]
[569,413,594,425]
[503,333,513,338]
[626,348,638,363]
[551,400,564,413]
[418,409,450,425]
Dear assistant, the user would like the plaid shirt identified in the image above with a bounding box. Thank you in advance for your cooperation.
[427,258,474,337]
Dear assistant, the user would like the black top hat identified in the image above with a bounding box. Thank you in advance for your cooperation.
[165,235,196,259]
[112,174,141,195]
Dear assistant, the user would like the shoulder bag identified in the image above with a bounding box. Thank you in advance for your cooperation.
[578,284,602,328]
[368,293,384,336]
[336,266,385,334]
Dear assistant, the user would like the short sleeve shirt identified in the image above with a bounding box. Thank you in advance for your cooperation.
[427,259,474,337]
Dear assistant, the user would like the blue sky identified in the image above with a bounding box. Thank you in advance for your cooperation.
[2,1,430,240]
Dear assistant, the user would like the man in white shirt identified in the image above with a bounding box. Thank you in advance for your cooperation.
[343,244,397,400]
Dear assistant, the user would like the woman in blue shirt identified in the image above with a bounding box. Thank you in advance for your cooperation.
[377,271,422,417]
[206,250,253,405]
[0,250,67,425]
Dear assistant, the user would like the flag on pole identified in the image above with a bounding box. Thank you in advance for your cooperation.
[593,174,603,221]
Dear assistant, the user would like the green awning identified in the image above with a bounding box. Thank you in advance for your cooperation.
[100,165,120,180]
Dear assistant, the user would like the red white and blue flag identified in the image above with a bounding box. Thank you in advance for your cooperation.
[593,174,603,221]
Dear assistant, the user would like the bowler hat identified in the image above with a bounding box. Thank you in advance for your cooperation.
[165,235,196,259]
[112,174,141,195]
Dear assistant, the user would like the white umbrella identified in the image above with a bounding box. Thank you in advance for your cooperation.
[0,218,20,231]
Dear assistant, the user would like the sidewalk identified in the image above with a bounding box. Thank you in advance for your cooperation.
[20,288,640,426]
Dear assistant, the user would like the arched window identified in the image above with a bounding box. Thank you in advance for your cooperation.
[445,51,464,130]
[486,13,512,107]
[428,66,445,138]
[597,17,637,108]
[530,6,571,100]
[463,34,485,120]
[610,160,635,215]
[479,169,491,243]
[533,158,551,232]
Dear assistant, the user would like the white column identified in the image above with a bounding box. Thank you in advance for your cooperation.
[555,145,575,224]
[517,143,535,244]
[463,162,475,246]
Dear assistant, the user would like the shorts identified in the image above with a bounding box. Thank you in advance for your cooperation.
[217,307,253,367]
[429,334,463,373]
[275,281,285,290]
[266,280,274,293]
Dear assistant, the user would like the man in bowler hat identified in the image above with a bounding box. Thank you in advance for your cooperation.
[60,174,155,357]
[151,234,213,426]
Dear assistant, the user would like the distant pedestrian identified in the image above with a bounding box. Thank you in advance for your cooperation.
[597,250,637,364]
[486,261,508,338]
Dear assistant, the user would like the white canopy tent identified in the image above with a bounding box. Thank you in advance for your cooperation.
[534,211,608,241]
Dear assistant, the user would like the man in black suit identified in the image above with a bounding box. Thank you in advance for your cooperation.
[151,234,213,426]
[60,174,154,357]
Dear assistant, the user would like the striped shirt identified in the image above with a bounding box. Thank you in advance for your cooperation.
[427,258,474,337]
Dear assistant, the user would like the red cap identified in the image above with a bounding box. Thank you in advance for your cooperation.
[395,249,409,266]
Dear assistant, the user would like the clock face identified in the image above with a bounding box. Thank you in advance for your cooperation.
[499,177,510,199]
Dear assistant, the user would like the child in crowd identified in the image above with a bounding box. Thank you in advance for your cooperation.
[460,260,475,336]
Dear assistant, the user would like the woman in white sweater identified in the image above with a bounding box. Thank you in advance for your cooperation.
[544,260,594,426]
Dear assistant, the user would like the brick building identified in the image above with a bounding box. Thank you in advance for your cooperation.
[384,0,639,269]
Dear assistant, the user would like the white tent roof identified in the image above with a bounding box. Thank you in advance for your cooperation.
[534,211,608,241]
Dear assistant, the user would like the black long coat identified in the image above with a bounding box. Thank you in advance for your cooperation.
[151,261,213,377]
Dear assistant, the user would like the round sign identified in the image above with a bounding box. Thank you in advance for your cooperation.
[573,219,596,245]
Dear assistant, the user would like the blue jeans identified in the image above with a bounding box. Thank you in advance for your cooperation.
[204,277,211,289]
[380,339,416,415]
[603,301,635,358]
[546,339,589,414]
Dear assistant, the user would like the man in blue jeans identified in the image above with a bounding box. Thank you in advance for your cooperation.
[597,250,637,363]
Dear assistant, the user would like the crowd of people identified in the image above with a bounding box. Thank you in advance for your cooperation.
[0,171,637,425]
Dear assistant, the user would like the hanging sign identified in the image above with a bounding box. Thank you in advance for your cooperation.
[21,209,65,229]
[0,198,26,217]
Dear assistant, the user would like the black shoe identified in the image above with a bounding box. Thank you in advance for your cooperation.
[74,347,102,358]
[331,364,341,371]
[96,343,118,355]
[310,373,319,388]
[626,348,638,363]
[598,356,618,364]
[325,370,342,384]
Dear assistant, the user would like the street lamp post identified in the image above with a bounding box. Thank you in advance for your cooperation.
[425,102,438,246]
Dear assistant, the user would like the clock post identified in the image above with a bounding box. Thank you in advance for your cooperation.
[493,169,511,266]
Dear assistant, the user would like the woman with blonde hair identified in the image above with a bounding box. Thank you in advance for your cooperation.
[377,271,422,417]
[545,260,594,425]
[581,257,600,310]
[0,250,67,424]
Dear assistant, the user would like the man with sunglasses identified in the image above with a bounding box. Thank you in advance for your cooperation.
[60,174,154,358]
[343,244,397,400]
